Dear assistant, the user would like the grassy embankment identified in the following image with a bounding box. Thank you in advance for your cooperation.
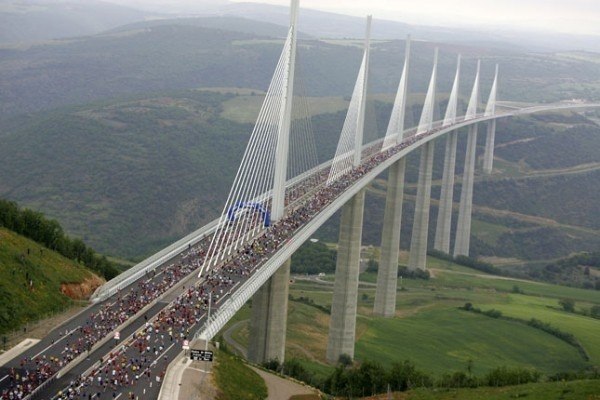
[213,349,268,400]
[0,227,95,335]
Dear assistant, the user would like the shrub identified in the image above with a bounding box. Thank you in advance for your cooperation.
[484,366,540,387]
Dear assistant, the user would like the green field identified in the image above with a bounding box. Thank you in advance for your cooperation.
[221,254,600,387]
[481,294,600,364]
[221,94,350,123]
[355,307,587,376]
[213,349,267,400]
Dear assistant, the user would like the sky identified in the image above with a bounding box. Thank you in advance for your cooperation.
[227,0,600,36]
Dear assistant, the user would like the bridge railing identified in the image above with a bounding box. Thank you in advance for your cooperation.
[90,218,220,302]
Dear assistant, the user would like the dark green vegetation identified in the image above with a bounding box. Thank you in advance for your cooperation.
[0,91,250,258]
[0,227,94,334]
[213,349,268,400]
[291,241,336,275]
[0,199,118,279]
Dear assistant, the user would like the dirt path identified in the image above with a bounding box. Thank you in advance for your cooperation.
[222,320,248,358]
[249,366,318,400]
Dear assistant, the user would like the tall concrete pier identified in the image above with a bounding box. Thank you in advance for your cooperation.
[434,132,458,253]
[408,48,438,271]
[453,60,481,257]
[327,190,365,363]
[374,35,411,317]
[374,159,406,317]
[408,141,435,270]
[248,259,291,363]
[454,124,478,256]
[483,64,499,174]
[434,55,461,254]
[483,119,496,174]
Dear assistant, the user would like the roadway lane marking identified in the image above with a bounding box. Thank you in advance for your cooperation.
[33,325,81,359]
[0,374,8,383]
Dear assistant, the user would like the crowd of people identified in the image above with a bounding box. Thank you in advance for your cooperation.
[2,126,437,400]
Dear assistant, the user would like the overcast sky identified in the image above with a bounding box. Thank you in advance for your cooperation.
[229,0,600,35]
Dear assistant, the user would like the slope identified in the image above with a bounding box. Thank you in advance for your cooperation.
[0,227,103,335]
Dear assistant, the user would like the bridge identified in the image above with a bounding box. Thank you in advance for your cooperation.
[1,1,599,399]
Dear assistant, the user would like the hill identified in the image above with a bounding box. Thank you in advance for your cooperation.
[0,0,153,45]
[0,226,103,336]
[0,85,598,263]
[1,21,600,119]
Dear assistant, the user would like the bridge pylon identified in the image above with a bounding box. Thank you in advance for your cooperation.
[327,16,372,363]
[408,48,438,271]
[374,35,411,317]
[248,0,299,365]
[434,54,461,254]
[327,190,365,363]
[483,64,499,174]
[248,259,291,364]
[454,60,481,257]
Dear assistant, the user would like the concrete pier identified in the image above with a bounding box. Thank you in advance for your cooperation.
[434,131,458,253]
[327,190,365,363]
[408,141,435,270]
[248,259,291,364]
[374,158,406,317]
[454,124,478,257]
[483,119,496,174]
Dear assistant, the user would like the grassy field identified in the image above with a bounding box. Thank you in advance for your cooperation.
[480,294,600,365]
[220,253,600,388]
[221,94,350,123]
[354,307,587,376]
[213,349,268,400]
[0,227,96,333]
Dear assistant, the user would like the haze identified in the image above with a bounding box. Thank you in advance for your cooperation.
[108,0,600,36]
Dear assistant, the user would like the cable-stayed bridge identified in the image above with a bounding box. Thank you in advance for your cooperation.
[1,1,599,399]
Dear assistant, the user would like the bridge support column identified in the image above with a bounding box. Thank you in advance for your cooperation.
[483,119,496,174]
[454,124,478,257]
[434,131,458,253]
[408,141,435,270]
[374,159,406,317]
[327,190,365,363]
[248,259,290,364]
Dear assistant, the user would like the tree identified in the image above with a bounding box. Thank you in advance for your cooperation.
[559,298,575,312]
[338,353,353,367]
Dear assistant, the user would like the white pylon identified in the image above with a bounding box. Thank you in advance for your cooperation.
[417,47,439,134]
[382,35,411,150]
[464,60,481,120]
[271,0,299,222]
[327,15,372,185]
[443,54,461,127]
[353,15,372,167]
[485,64,499,117]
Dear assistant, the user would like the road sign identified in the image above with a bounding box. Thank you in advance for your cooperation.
[182,340,190,350]
[190,349,213,362]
